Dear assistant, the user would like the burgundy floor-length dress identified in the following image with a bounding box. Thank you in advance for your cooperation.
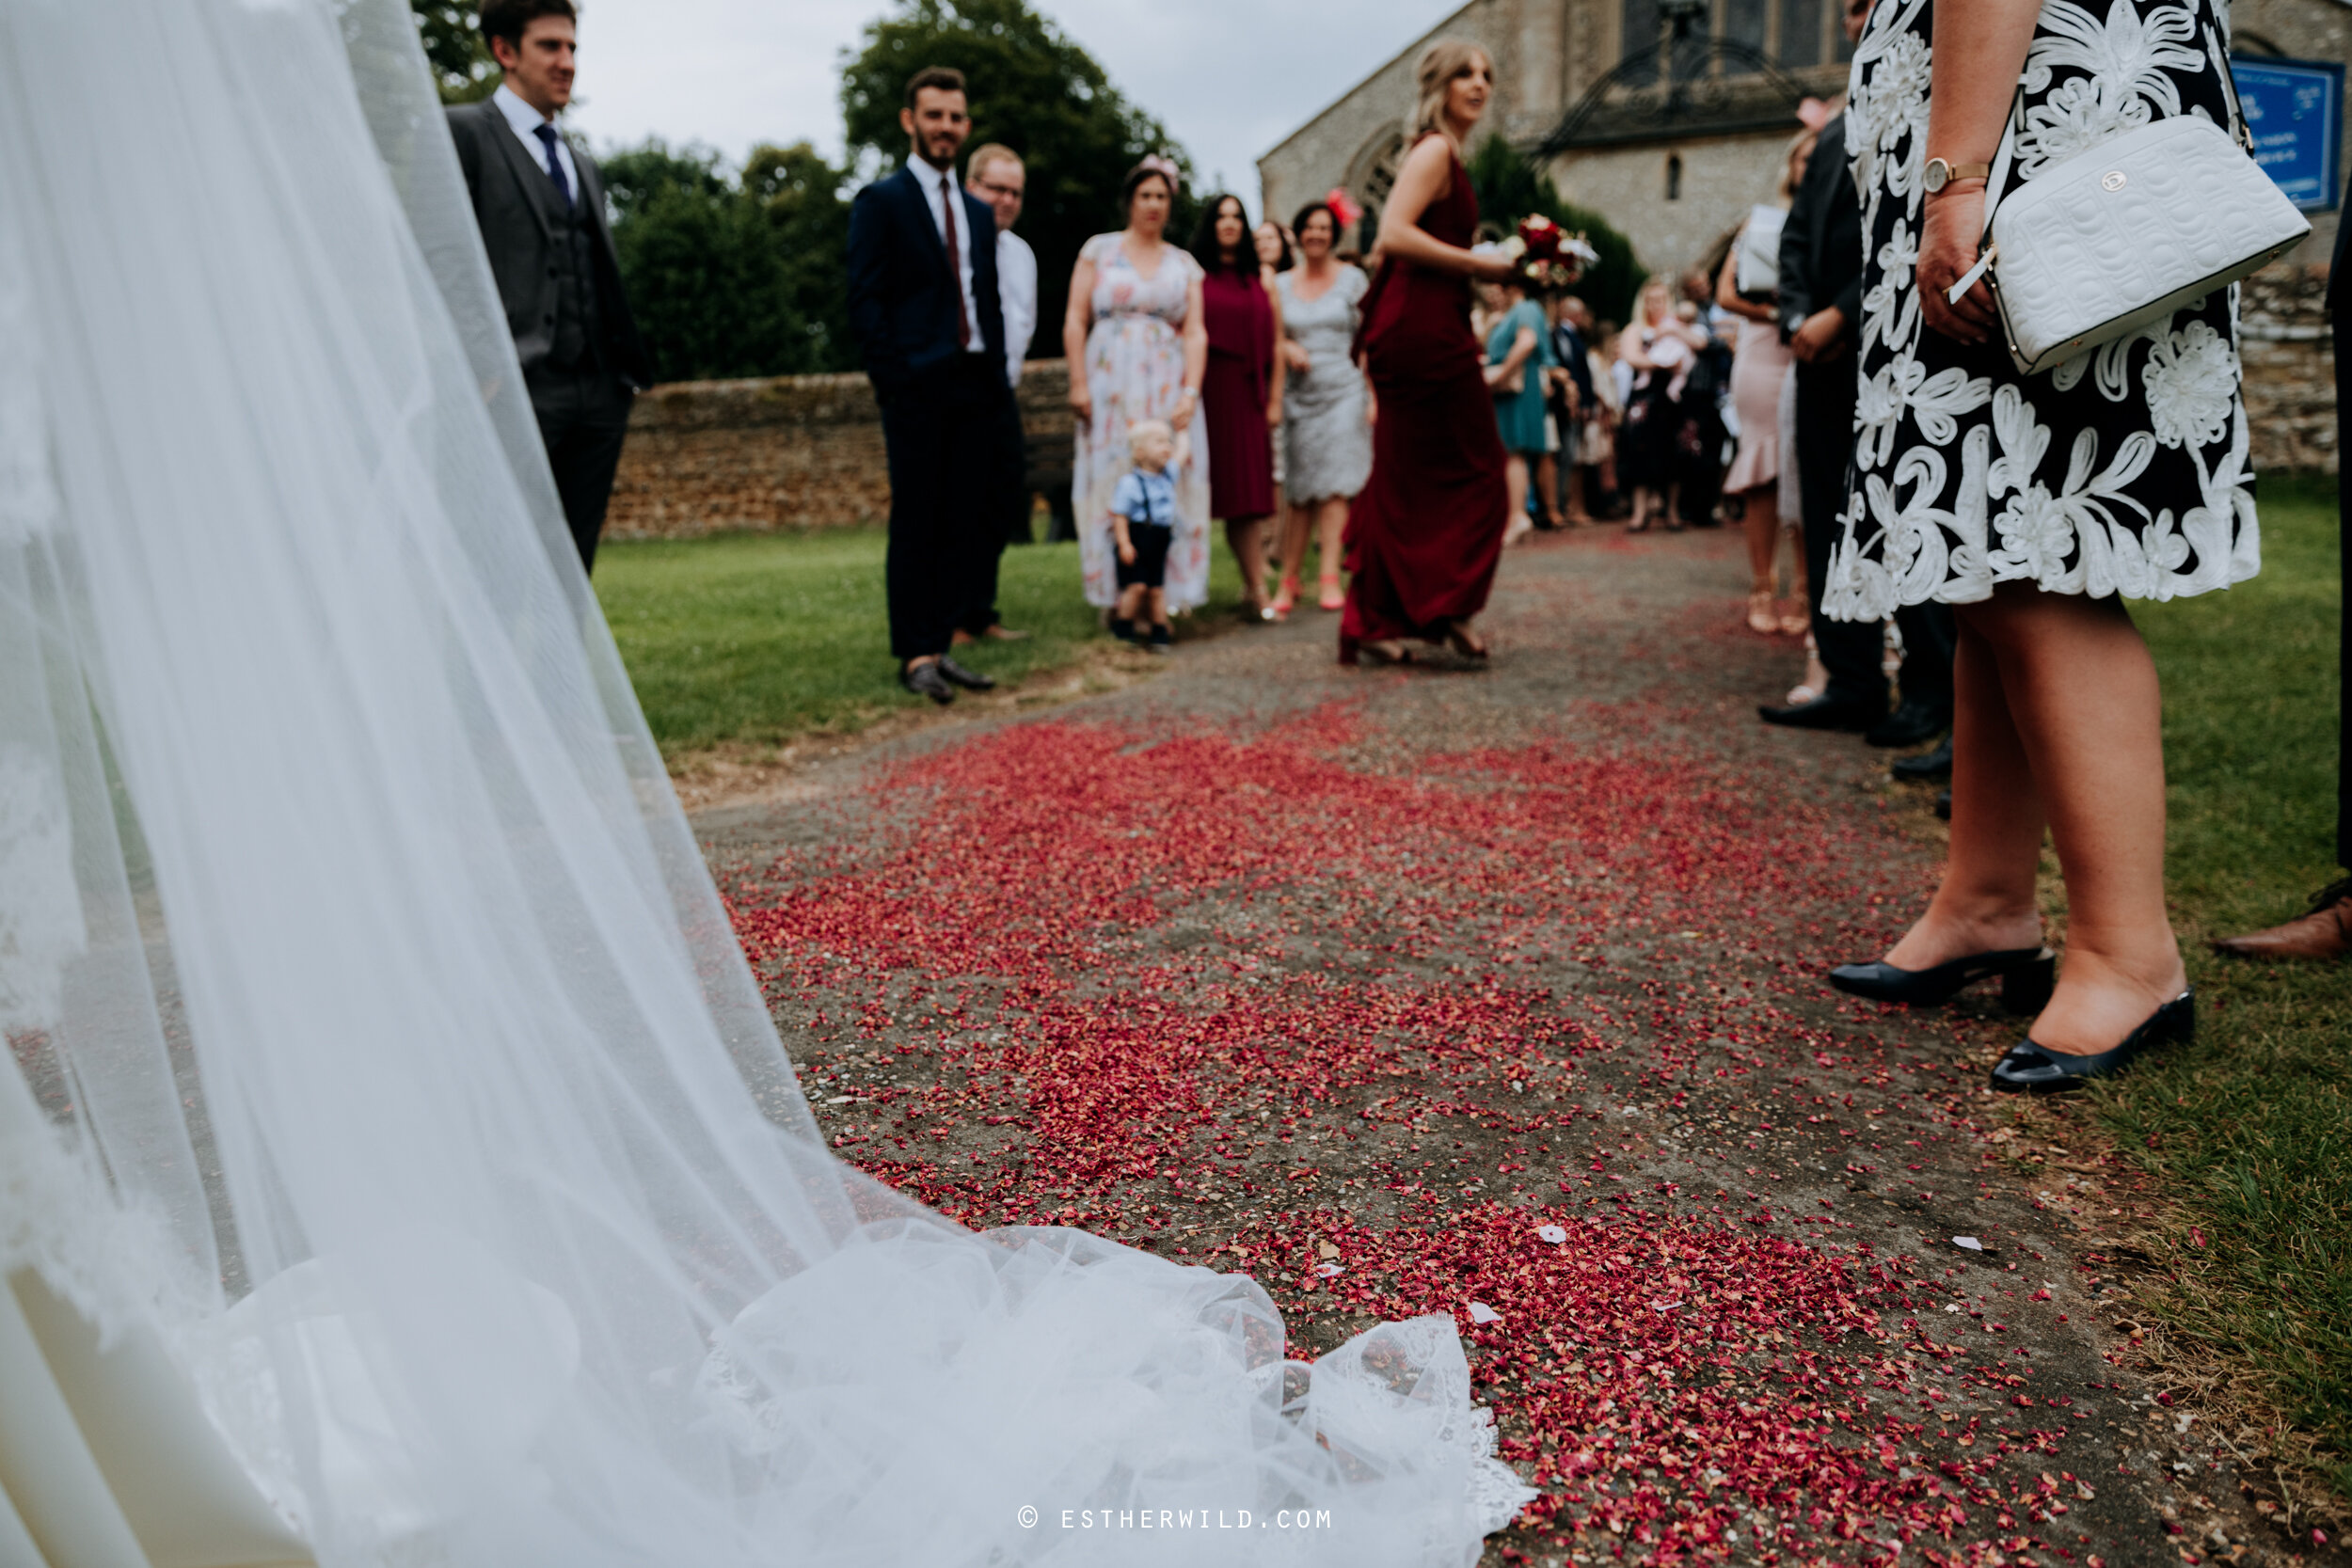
[1340,139,1508,659]
[1200,268,1277,520]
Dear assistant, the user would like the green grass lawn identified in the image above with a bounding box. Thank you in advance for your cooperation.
[594,527,1246,754]
[2104,474,2350,1498]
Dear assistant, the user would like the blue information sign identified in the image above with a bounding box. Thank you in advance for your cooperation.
[2233,55,2344,212]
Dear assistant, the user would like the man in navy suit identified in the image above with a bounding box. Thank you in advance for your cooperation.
[846,66,1018,704]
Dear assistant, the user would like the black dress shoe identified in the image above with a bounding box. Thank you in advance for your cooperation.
[1867,699,1952,749]
[1991,991,2194,1092]
[935,655,995,691]
[1829,945,2055,1013]
[1892,735,1954,782]
[1758,694,1887,732]
[898,660,956,705]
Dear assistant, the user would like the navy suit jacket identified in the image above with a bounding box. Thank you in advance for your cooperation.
[846,165,1009,404]
[1776,109,1862,348]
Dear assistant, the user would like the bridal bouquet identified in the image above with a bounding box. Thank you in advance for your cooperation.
[1497,214,1598,289]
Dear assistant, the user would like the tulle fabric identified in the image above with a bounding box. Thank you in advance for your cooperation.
[0,1,1532,1563]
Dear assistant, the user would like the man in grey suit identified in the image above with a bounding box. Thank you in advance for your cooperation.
[446,0,652,574]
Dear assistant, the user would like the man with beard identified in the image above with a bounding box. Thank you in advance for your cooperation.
[845,67,1017,705]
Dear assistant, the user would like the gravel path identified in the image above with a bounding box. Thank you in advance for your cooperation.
[702,525,2294,1568]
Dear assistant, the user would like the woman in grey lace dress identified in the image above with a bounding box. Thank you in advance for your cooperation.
[1822,0,2249,1090]
[1269,201,1373,616]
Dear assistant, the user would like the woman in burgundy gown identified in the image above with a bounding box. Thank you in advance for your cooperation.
[1191,193,1284,619]
[1341,41,1517,665]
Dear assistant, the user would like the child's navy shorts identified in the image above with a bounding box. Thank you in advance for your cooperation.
[1115,521,1174,591]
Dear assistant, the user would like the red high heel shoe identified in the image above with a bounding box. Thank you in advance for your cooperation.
[1269,573,1301,620]
[1317,572,1345,611]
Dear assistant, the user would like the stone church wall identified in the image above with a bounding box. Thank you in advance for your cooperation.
[605,361,1077,539]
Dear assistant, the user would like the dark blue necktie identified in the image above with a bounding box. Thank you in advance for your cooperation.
[532,123,573,210]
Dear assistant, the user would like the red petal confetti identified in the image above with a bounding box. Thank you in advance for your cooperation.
[716,706,2186,1561]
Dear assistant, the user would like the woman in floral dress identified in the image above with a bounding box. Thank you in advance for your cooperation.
[1063,159,1211,615]
[1822,0,2252,1088]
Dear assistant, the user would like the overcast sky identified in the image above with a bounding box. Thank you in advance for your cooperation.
[563,0,1445,214]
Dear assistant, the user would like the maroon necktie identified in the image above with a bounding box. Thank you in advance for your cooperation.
[937,172,972,351]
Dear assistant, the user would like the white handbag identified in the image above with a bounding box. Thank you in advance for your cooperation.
[1947,26,2310,376]
[1734,204,1787,299]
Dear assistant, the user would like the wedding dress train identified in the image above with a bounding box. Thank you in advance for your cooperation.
[0,2,1534,1563]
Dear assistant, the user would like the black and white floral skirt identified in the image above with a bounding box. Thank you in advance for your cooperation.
[1821,0,2261,623]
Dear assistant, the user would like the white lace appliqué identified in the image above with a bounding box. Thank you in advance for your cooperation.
[1825,0,2256,618]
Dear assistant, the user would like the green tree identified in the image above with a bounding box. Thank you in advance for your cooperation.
[602,142,858,383]
[1468,135,1645,329]
[840,0,1195,364]
[408,0,498,103]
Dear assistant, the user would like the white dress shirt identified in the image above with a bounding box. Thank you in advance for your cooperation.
[996,228,1038,388]
[911,160,987,356]
[493,83,579,204]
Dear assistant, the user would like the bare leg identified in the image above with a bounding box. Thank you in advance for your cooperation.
[1535,451,1565,529]
[1270,502,1311,613]
[1883,586,2185,1053]
[1115,582,1147,626]
[1742,485,1780,632]
[1225,515,1269,612]
[1742,485,1779,592]
[1781,522,1810,630]
[1502,455,1533,545]
[1315,498,1348,607]
[1565,462,1595,525]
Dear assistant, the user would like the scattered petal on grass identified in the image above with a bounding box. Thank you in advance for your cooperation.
[1953,1235,1984,1251]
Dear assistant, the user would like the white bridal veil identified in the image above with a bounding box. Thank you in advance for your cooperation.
[0,1,1534,1562]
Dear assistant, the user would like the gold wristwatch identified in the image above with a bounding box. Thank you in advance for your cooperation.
[1922,157,1992,194]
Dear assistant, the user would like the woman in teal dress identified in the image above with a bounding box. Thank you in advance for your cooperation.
[1484,274,1552,548]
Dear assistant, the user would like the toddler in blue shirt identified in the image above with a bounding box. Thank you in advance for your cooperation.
[1108,420,1178,653]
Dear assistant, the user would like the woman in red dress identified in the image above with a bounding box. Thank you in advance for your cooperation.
[1341,40,1518,665]
[1190,193,1285,620]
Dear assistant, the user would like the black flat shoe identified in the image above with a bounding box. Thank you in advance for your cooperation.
[1892,736,1954,782]
[1866,698,1951,749]
[935,655,995,691]
[1758,694,1887,732]
[898,661,956,705]
[1828,945,2055,1013]
[1991,991,2194,1093]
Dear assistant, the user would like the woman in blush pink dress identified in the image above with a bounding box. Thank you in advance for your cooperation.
[1063,158,1211,621]
[1714,128,1815,637]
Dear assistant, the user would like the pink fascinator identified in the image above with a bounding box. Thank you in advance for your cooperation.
[1324,187,1362,232]
[1137,153,1183,191]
